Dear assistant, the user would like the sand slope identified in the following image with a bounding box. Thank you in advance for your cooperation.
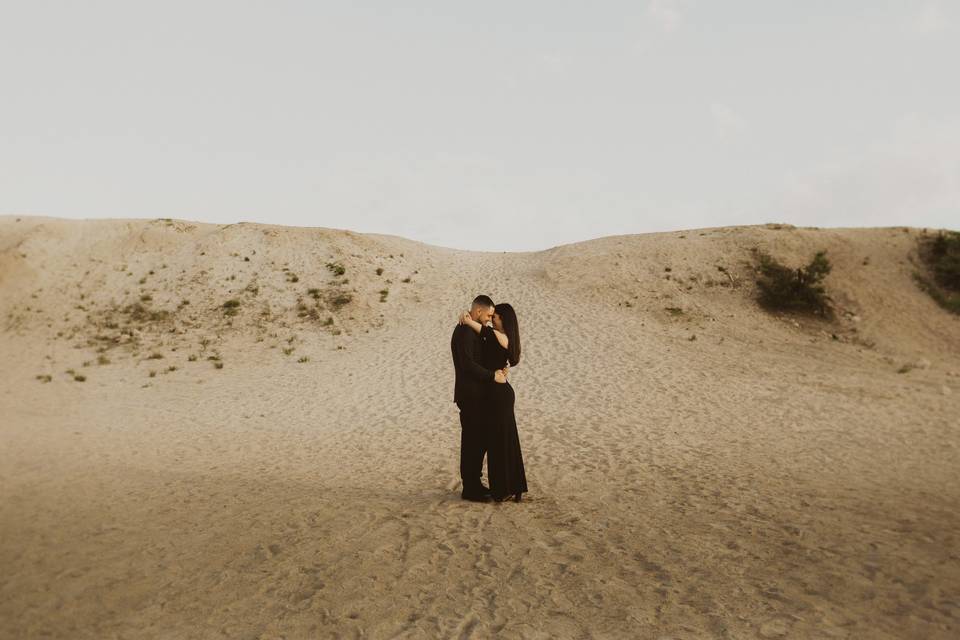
[1,216,958,639]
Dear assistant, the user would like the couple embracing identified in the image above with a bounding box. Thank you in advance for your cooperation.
[450,294,528,503]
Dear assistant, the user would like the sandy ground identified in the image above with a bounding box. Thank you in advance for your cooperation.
[1,216,958,639]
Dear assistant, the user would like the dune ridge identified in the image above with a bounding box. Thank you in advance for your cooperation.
[1,215,958,639]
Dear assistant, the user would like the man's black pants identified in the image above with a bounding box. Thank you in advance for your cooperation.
[458,402,487,493]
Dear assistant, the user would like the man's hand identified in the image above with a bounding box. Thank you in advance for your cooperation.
[494,370,507,384]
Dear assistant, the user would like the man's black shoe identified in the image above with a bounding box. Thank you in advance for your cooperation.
[461,490,492,502]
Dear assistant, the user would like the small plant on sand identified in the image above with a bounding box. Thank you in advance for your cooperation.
[379,288,389,302]
[307,288,321,300]
[297,356,309,363]
[123,302,170,323]
[283,347,295,355]
[149,370,157,377]
[35,374,52,383]
[331,293,352,308]
[752,248,833,317]
[914,230,960,314]
[223,299,241,316]
[214,361,224,369]
[97,355,111,365]
[376,267,384,276]
[73,374,86,382]
[401,277,411,283]
[323,317,334,326]
[326,262,346,277]
[715,265,736,287]
[147,352,164,360]
[297,299,320,320]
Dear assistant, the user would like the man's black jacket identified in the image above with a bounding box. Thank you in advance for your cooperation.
[451,323,495,408]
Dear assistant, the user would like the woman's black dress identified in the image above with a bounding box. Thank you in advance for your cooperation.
[481,325,528,500]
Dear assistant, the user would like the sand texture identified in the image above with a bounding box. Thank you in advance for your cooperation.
[1,216,958,639]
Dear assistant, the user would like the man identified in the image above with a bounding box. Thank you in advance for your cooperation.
[451,294,507,502]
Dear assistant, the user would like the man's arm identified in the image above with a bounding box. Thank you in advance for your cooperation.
[453,326,496,383]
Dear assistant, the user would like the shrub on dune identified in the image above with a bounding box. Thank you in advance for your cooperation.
[915,230,960,314]
[752,248,833,317]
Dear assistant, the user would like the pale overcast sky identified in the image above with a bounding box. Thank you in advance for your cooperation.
[1,1,957,251]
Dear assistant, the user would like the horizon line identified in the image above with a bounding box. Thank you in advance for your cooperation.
[1,213,955,255]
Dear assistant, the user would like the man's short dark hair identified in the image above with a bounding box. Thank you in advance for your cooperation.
[472,294,494,308]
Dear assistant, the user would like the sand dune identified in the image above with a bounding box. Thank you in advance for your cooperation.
[1,215,958,639]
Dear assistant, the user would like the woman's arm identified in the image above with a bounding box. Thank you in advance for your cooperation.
[459,312,483,334]
[459,312,508,349]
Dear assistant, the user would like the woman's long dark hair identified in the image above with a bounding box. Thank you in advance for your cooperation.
[494,303,521,367]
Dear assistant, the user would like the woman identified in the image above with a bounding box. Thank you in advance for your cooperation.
[458,303,528,502]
